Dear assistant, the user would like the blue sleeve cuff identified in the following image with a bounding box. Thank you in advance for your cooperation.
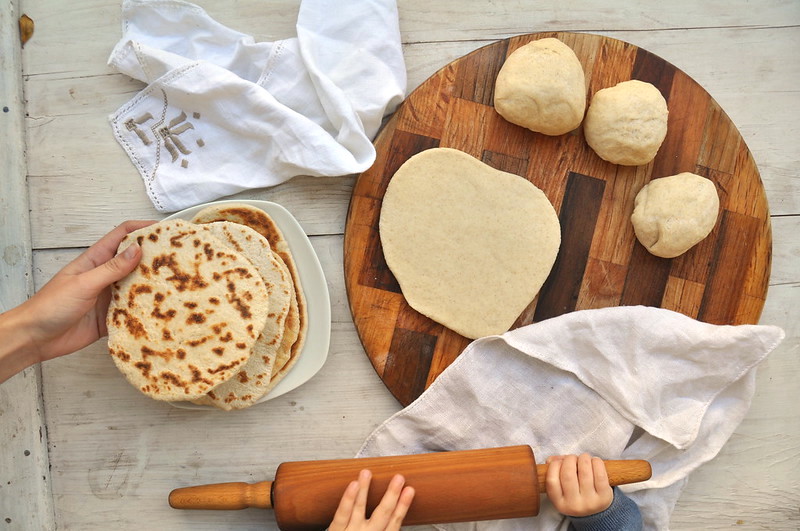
[567,487,642,531]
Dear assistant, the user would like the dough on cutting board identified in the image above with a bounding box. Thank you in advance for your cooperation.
[379,147,561,339]
[631,172,720,258]
[584,80,668,166]
[493,37,586,136]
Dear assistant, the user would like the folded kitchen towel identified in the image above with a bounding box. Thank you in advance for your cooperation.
[108,0,406,212]
[357,306,784,530]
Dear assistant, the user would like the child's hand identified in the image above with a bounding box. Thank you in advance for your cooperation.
[545,454,613,517]
[328,469,415,531]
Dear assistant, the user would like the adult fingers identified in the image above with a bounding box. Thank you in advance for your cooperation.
[78,242,142,295]
[329,480,359,531]
[65,220,155,273]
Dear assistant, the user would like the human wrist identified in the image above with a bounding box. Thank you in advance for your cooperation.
[0,304,41,383]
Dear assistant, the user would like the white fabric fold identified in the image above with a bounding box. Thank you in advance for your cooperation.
[108,0,406,212]
[357,306,784,530]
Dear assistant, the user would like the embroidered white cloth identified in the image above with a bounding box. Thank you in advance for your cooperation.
[357,306,784,530]
[108,0,406,212]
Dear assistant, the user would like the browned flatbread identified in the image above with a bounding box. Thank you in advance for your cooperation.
[106,219,269,401]
[191,204,307,392]
[192,222,293,410]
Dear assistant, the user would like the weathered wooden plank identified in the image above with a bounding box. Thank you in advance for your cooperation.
[13,0,800,529]
[0,2,54,529]
[19,0,800,78]
[22,25,800,251]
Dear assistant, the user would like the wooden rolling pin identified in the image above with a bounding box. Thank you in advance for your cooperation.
[169,446,651,531]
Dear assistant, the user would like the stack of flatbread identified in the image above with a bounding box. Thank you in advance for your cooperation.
[106,203,307,410]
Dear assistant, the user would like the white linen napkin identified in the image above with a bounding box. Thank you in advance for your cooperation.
[108,0,406,212]
[357,306,784,530]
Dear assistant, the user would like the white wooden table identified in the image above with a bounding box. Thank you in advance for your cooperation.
[1,1,798,529]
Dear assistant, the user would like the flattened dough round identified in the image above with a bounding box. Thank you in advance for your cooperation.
[631,172,720,258]
[379,148,561,339]
[584,80,668,166]
[494,38,586,136]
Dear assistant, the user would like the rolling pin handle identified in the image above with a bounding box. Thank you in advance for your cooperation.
[168,481,273,510]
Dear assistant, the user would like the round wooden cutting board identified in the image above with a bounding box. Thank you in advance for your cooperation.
[343,32,772,406]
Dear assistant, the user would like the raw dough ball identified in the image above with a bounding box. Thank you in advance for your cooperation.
[584,80,668,166]
[631,172,720,258]
[494,38,586,136]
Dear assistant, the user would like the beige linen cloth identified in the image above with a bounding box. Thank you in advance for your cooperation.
[357,306,784,530]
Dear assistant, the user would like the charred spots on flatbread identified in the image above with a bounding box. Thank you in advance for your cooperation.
[225,284,254,319]
[207,360,242,375]
[187,312,206,324]
[110,349,130,362]
[208,297,220,305]
[135,361,152,378]
[141,345,180,361]
[169,233,188,248]
[162,328,172,341]
[188,365,212,384]
[148,233,158,242]
[212,347,225,356]
[237,372,250,384]
[152,252,210,293]
[186,337,209,347]
[128,284,153,309]
[111,308,148,340]
[151,305,177,321]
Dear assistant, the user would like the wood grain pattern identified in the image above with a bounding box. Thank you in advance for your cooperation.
[0,2,55,528]
[344,32,772,406]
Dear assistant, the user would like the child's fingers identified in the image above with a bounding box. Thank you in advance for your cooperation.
[385,486,415,531]
[329,480,359,530]
[545,456,564,500]
[353,469,372,518]
[576,453,595,493]
[559,455,580,498]
[591,456,612,496]
[369,474,406,526]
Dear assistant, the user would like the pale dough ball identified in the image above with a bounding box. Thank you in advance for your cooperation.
[584,80,668,166]
[494,38,586,136]
[631,172,720,258]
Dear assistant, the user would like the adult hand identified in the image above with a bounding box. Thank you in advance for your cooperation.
[328,469,415,531]
[0,220,154,382]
